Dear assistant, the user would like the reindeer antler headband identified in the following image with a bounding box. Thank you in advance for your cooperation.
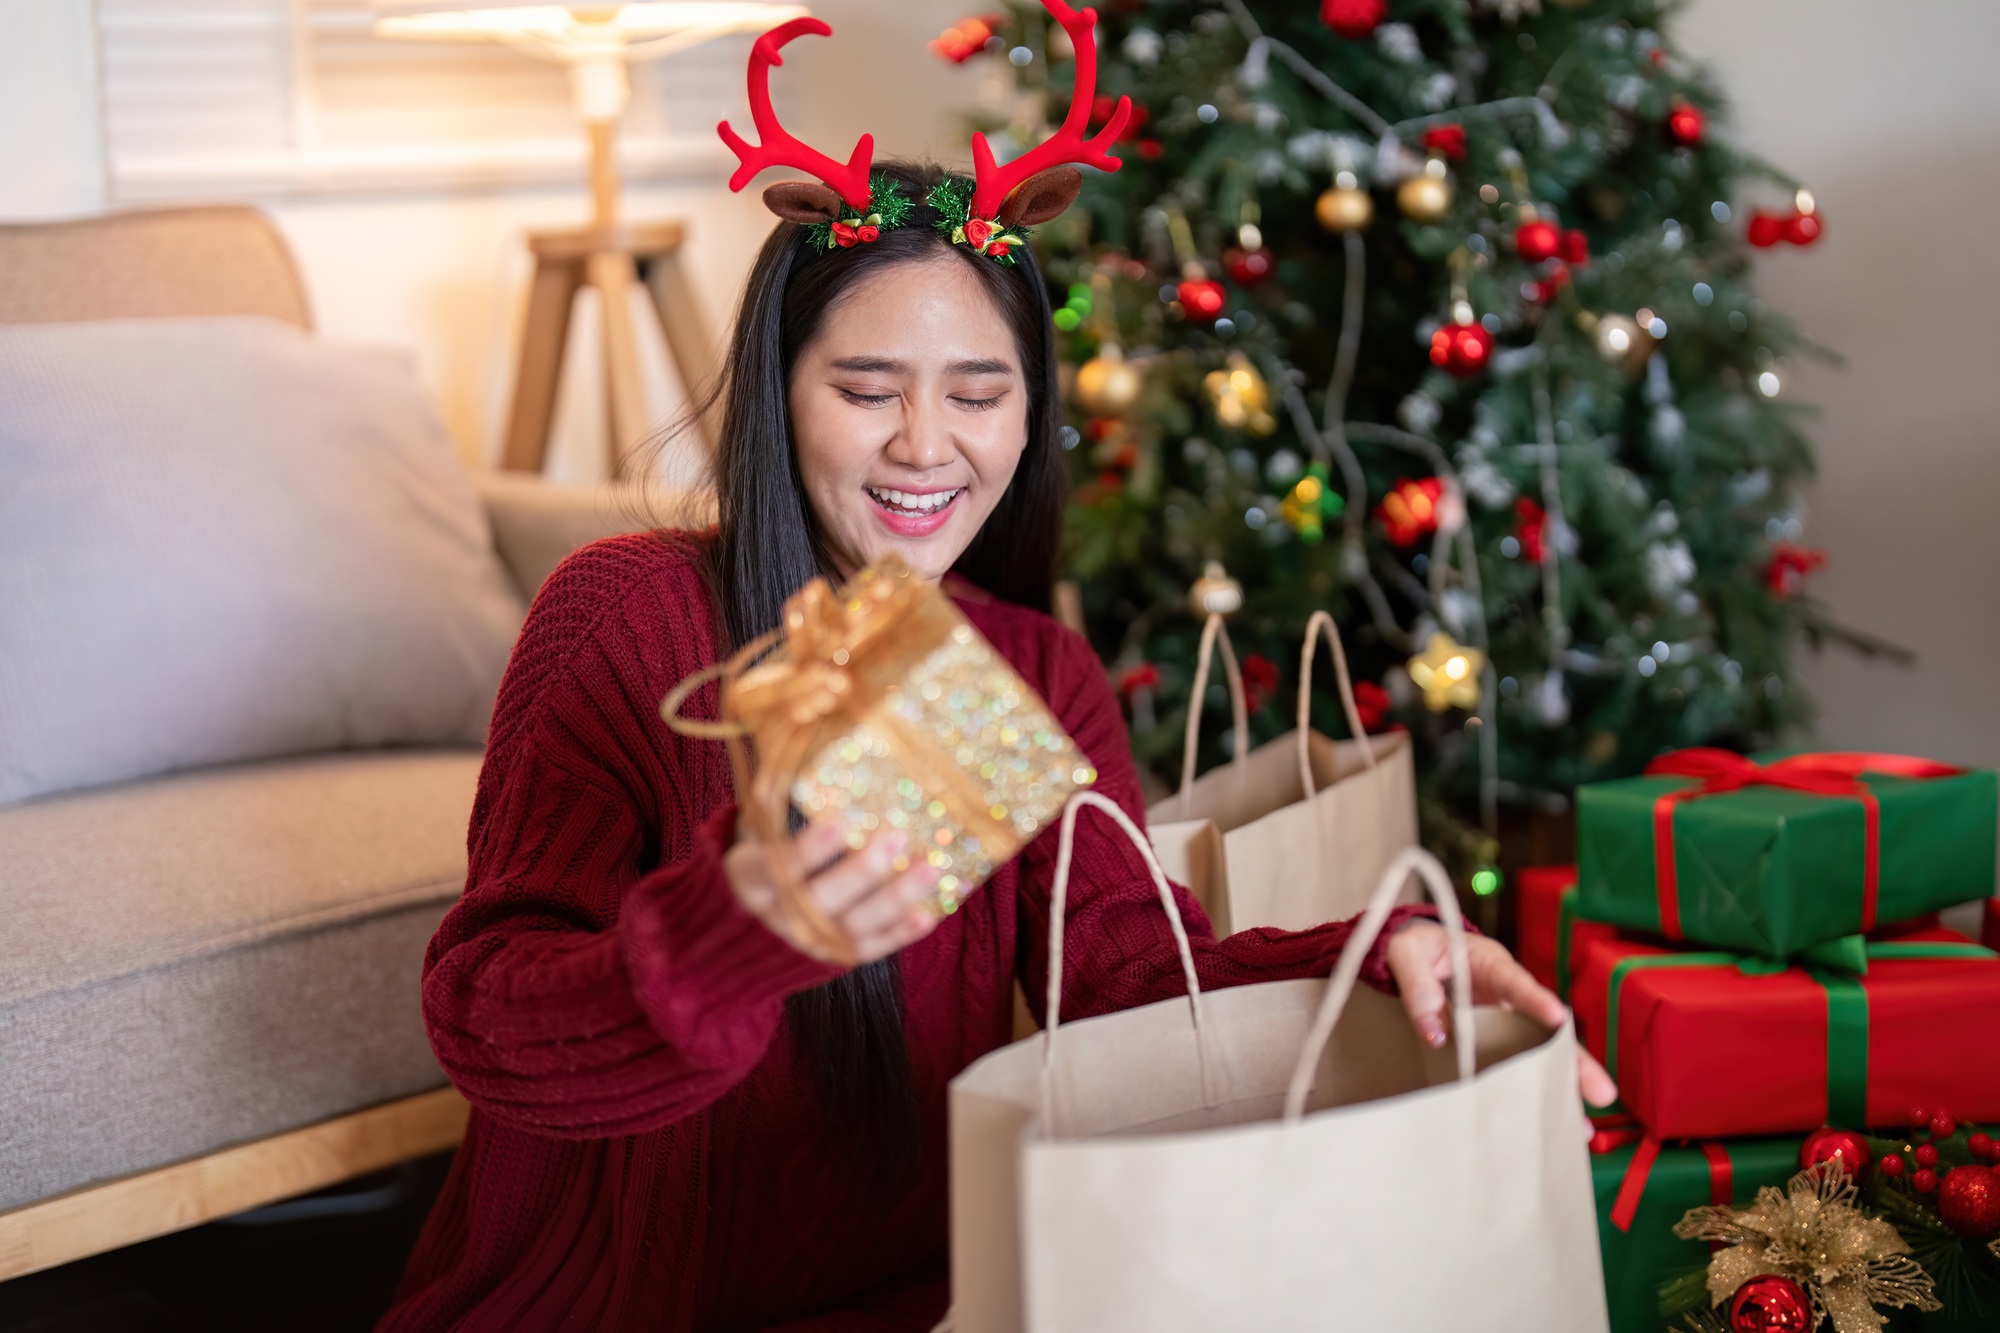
[717,0,1131,262]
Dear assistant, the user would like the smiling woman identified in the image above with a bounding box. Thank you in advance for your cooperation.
[378,35,1598,1333]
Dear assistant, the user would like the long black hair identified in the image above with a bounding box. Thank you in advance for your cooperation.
[703,160,1066,1169]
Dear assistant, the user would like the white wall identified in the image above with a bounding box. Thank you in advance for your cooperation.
[4,0,1994,761]
[1678,0,2000,767]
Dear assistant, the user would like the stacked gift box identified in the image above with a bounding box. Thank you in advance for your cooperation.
[1517,748,2000,1331]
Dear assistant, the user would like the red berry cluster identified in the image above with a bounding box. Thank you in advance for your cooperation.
[1877,1107,2000,1239]
[1748,209,1823,249]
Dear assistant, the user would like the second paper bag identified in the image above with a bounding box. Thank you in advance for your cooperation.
[1147,611,1418,933]
[946,795,1607,1333]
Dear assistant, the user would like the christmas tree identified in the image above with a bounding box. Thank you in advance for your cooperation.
[949,0,1867,881]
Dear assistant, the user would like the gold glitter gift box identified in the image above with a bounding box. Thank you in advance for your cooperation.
[664,556,1095,962]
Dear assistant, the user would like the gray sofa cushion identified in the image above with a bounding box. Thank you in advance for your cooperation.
[0,316,526,807]
[0,749,478,1211]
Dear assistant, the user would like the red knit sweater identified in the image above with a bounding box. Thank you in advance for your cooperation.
[382,532,1419,1332]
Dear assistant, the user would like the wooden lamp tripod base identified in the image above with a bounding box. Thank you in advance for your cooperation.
[500,121,719,479]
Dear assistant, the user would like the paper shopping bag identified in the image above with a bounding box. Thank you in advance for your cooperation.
[1147,610,1418,932]
[946,795,1608,1333]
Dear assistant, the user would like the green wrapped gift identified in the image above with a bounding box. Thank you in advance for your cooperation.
[1591,1132,1803,1333]
[1576,748,1997,959]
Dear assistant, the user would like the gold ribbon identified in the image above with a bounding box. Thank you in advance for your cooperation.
[660,557,938,967]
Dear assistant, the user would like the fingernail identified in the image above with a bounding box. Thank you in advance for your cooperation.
[1420,1018,1448,1048]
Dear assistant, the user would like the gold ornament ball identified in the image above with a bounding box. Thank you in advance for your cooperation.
[1315,186,1374,233]
[1592,313,1652,369]
[1396,172,1454,222]
[1188,560,1243,617]
[1073,348,1142,415]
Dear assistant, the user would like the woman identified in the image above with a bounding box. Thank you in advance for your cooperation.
[381,156,1612,1331]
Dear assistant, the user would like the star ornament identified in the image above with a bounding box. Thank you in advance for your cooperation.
[1406,632,1483,712]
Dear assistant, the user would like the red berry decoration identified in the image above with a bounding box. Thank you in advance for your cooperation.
[1421,123,1467,161]
[1915,1167,1939,1193]
[1560,228,1591,265]
[1799,1127,1872,1179]
[1746,211,1784,247]
[1911,1106,1932,1129]
[1223,246,1274,286]
[1784,211,1823,246]
[1515,218,1562,264]
[1880,1153,1906,1178]
[1176,278,1227,323]
[1932,1112,1958,1140]
[1318,0,1385,40]
[1666,100,1706,147]
[1428,320,1492,377]
[1971,1131,1994,1160]
[1915,1144,1939,1169]
[1728,1275,1812,1333]
[1938,1165,2000,1238]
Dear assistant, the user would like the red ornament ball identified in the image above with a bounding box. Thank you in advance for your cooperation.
[1915,1167,1939,1193]
[1784,212,1823,246]
[1318,0,1385,39]
[1428,320,1492,378]
[1728,1275,1812,1333]
[1747,211,1785,247]
[1223,246,1274,286]
[1932,1112,1958,1140]
[1916,1144,1939,1169]
[1421,123,1467,161]
[1938,1165,2000,1238]
[1561,228,1591,265]
[1800,1128,1871,1179]
[1666,100,1706,147]
[1176,278,1227,323]
[1880,1154,1906,1178]
[1970,1131,1994,1160]
[1515,218,1562,264]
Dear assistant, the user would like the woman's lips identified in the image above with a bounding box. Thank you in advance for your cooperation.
[866,486,963,537]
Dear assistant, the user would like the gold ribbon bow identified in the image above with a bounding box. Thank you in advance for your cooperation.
[662,557,937,966]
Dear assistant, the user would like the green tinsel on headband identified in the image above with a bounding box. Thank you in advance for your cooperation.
[926,175,1028,264]
[802,173,917,250]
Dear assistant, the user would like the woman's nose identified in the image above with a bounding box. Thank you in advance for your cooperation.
[883,395,955,471]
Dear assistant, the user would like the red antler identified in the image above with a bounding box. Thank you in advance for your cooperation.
[968,0,1130,220]
[718,19,874,212]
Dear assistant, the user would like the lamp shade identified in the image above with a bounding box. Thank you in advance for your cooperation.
[371,3,805,46]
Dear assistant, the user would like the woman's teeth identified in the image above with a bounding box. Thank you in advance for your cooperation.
[868,486,961,514]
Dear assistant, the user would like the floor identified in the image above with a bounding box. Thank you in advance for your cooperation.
[0,1153,453,1332]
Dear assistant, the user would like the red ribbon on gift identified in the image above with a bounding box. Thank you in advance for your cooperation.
[1640,749,1963,941]
[1600,1132,1736,1233]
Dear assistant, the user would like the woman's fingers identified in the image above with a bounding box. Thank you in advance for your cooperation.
[1467,938,1570,1030]
[803,831,908,916]
[1386,923,1450,1048]
[1577,1049,1618,1107]
[837,860,942,942]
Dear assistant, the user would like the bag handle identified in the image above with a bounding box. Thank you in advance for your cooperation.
[1282,846,1475,1121]
[1296,610,1377,800]
[1175,613,1249,819]
[1041,790,1215,1133]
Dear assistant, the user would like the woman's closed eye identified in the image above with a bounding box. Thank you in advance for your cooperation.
[951,392,1008,412]
[838,388,898,407]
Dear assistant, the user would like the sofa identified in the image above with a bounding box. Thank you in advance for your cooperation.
[0,205,681,1280]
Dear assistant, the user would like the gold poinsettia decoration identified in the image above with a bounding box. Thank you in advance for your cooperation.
[1673,1162,1940,1333]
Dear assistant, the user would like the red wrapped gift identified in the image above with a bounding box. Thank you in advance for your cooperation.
[1514,865,1616,997]
[1572,925,2000,1139]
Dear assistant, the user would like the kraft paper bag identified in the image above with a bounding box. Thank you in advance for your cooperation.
[1147,611,1419,933]
[943,794,1606,1333]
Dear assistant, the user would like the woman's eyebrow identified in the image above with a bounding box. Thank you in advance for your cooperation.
[826,355,1015,375]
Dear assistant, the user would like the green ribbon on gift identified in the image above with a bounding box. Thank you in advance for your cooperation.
[1603,940,1996,1123]
[1556,885,1579,997]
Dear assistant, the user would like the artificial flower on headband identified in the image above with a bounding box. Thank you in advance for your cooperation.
[717,0,1131,260]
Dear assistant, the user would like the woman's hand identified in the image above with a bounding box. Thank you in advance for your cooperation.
[725,820,945,965]
[1385,919,1619,1109]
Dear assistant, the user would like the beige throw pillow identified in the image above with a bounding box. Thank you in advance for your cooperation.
[0,316,526,807]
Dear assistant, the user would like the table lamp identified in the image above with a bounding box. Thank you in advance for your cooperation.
[372,2,809,476]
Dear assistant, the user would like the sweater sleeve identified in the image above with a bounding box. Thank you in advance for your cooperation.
[1011,622,1434,1027]
[419,543,840,1138]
